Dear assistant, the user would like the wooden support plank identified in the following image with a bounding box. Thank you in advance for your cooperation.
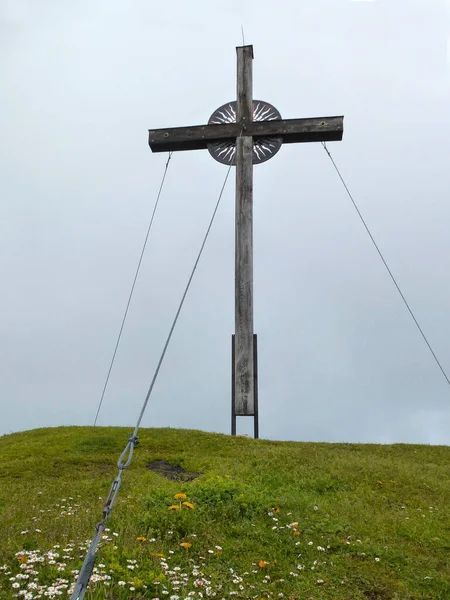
[148,123,240,153]
[251,116,344,144]
[148,116,344,153]
[235,45,254,417]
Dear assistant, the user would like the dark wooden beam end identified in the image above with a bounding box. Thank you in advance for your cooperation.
[148,123,240,153]
[253,116,344,144]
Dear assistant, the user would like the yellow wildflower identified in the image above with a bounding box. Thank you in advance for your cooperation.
[293,530,301,536]
[174,493,187,500]
[168,504,181,510]
[182,501,195,509]
[180,541,192,549]
[272,506,280,513]
[258,560,269,568]
[136,536,147,542]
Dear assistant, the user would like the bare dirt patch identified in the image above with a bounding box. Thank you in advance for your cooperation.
[146,459,202,482]
[363,590,393,600]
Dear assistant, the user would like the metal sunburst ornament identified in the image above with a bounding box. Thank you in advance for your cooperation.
[207,100,282,165]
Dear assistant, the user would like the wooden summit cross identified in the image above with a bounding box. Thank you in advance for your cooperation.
[148,45,343,438]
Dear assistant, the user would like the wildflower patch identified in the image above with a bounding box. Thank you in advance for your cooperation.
[1,426,449,599]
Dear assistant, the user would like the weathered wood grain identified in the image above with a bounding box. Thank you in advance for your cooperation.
[234,46,254,416]
[236,45,253,128]
[148,116,344,153]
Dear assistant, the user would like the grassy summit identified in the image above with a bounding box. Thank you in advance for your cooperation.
[0,426,449,599]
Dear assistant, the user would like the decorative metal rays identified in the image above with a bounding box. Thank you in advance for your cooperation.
[207,100,282,165]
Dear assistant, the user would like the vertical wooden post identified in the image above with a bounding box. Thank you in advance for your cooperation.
[235,45,255,417]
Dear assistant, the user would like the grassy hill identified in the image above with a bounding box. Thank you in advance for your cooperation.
[0,427,449,599]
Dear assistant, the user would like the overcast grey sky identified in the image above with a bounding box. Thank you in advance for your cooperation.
[1,0,450,443]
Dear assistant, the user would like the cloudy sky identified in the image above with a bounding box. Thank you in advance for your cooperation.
[1,0,450,443]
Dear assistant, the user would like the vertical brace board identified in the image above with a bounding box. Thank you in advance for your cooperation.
[231,334,259,439]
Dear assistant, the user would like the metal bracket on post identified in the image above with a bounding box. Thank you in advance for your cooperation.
[253,333,259,439]
[232,334,236,436]
[232,333,259,439]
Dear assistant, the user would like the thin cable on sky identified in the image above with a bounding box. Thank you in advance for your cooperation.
[71,165,232,600]
[132,163,232,433]
[321,142,450,387]
[93,152,173,427]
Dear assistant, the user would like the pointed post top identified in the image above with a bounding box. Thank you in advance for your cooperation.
[236,44,253,128]
[236,44,254,58]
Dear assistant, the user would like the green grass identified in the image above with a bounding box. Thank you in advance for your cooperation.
[0,426,449,599]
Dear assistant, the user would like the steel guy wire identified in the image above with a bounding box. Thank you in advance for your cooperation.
[321,142,450,387]
[93,152,173,426]
[71,164,232,600]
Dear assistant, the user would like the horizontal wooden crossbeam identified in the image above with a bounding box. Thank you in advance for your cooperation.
[148,116,344,153]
